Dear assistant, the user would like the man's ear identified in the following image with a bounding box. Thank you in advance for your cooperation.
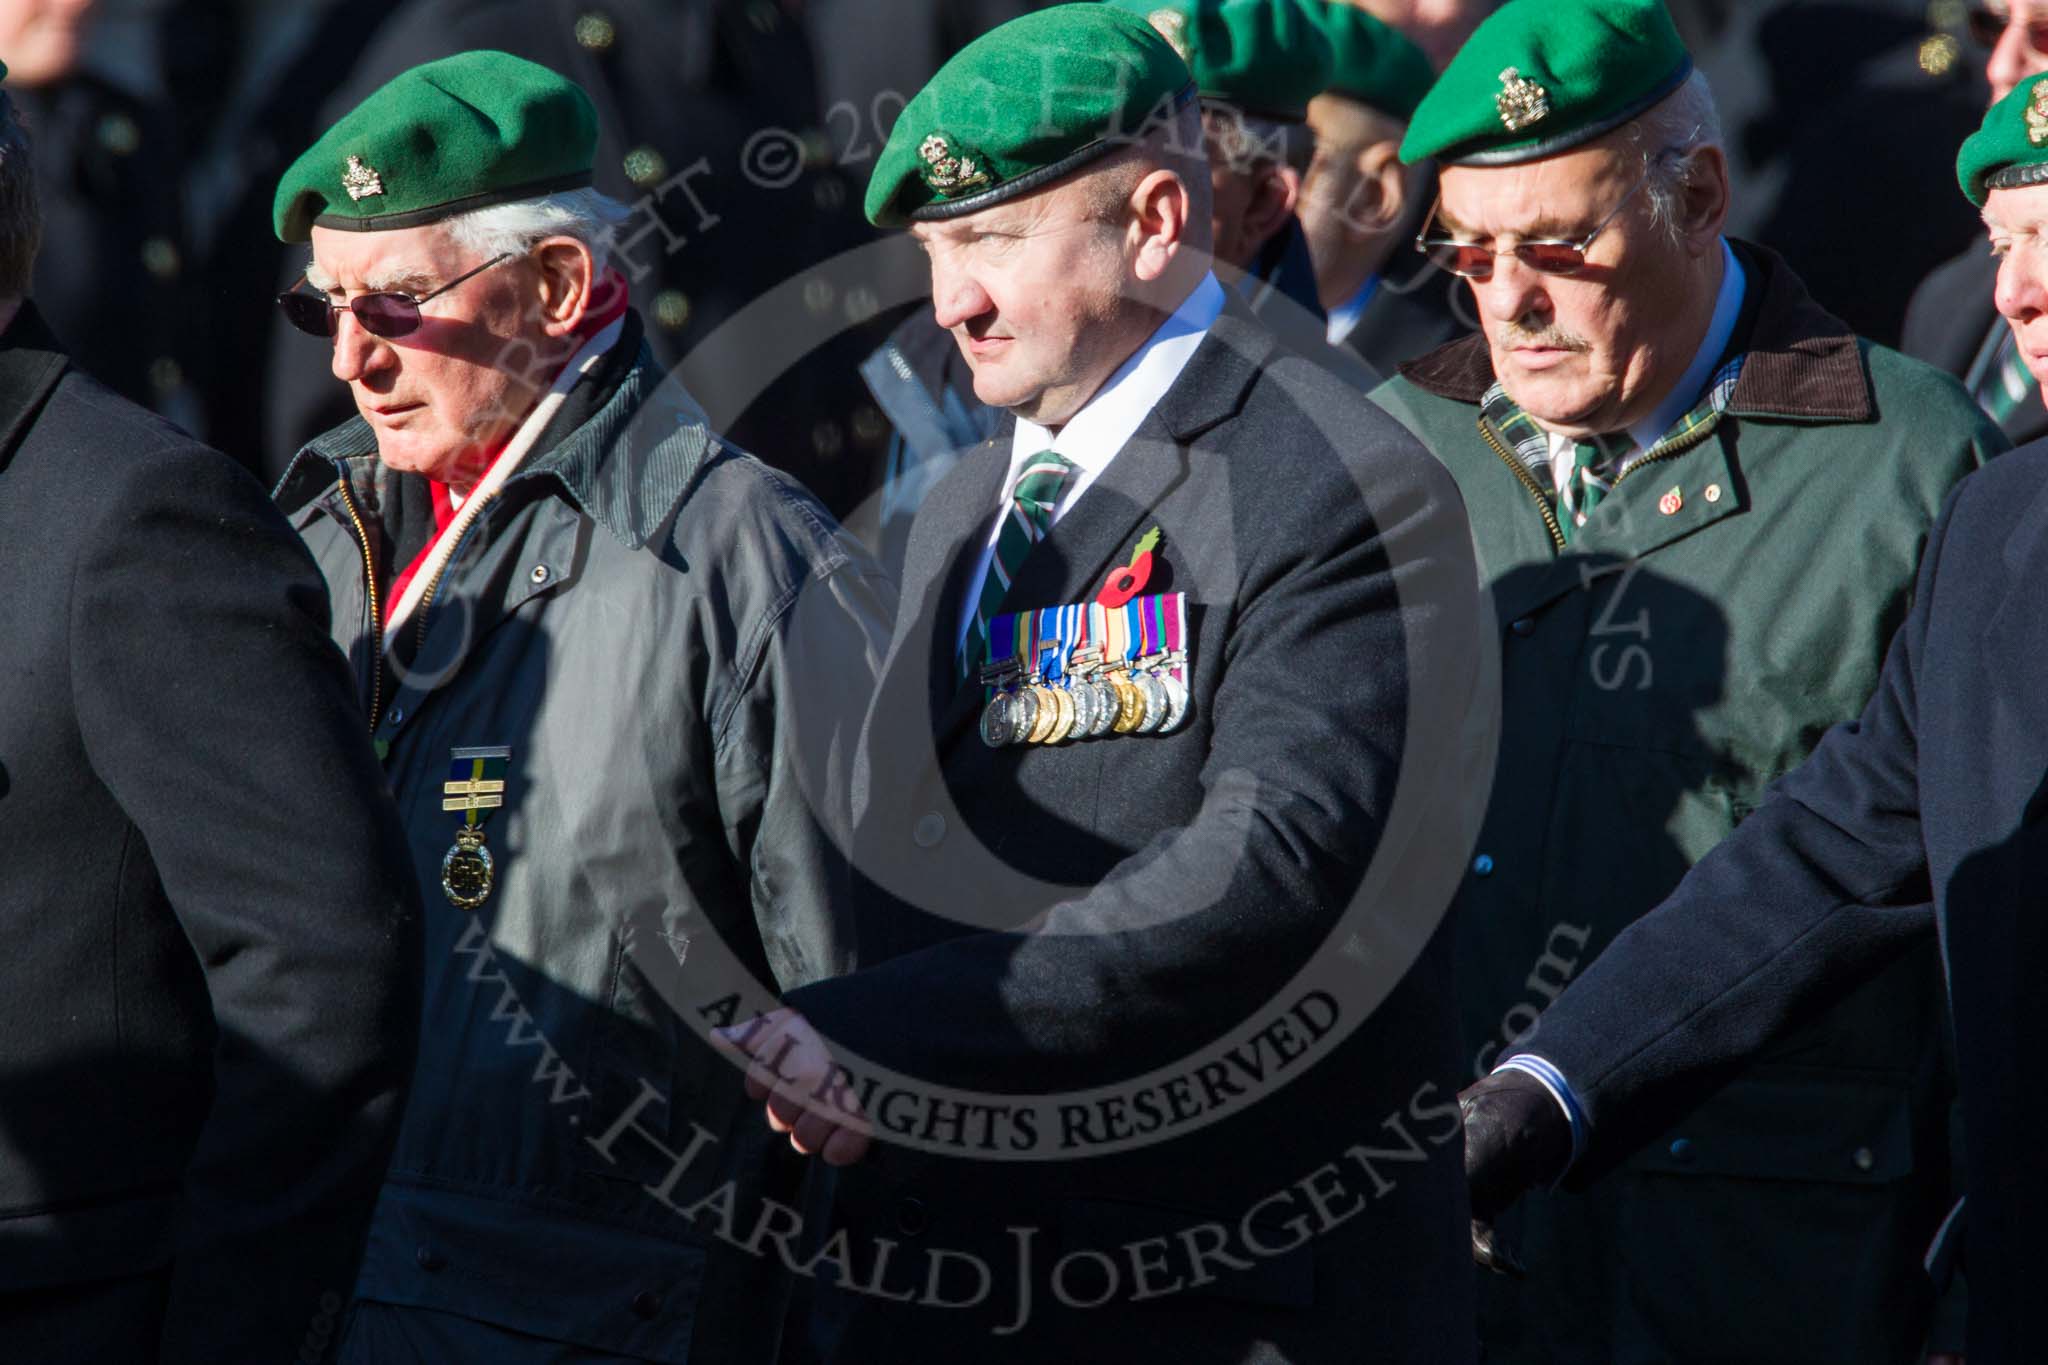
[1675,145,1731,258]
[1239,163,1301,261]
[1130,168,1193,283]
[1347,140,1407,237]
[533,237,596,335]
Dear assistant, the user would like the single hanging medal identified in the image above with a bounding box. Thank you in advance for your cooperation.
[441,745,510,909]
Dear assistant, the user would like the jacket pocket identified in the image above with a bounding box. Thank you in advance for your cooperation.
[352,1181,703,1363]
[1612,1072,1933,1365]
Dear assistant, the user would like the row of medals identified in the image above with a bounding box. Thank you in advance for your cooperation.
[980,645,1190,748]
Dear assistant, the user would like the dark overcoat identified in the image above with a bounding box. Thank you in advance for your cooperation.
[786,301,1493,1363]
[0,303,419,1362]
[1516,434,2048,1365]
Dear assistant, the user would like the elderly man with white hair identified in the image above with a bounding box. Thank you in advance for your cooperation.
[1369,1,2004,1362]
[268,50,893,1363]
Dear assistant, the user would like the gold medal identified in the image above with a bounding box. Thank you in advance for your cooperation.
[1111,673,1145,733]
[1026,686,1061,744]
[441,825,496,910]
[1044,686,1076,743]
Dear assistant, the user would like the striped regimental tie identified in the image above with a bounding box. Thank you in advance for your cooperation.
[961,451,1076,678]
[1558,437,1618,545]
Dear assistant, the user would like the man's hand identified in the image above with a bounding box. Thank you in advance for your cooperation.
[1460,1069,1574,1277]
[712,1007,873,1166]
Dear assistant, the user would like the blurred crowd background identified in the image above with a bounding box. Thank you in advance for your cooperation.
[10,0,1994,516]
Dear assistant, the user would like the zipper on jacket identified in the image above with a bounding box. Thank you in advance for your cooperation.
[1608,422,1718,492]
[1477,418,1567,551]
[412,495,497,661]
[1476,416,1725,554]
[333,477,385,733]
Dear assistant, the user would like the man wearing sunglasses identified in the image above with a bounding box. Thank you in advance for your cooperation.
[267,50,893,1364]
[1903,0,2048,449]
[1369,1,2002,1362]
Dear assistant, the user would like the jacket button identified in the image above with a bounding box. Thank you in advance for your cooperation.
[574,11,617,51]
[912,812,946,848]
[1509,617,1535,637]
[1852,1146,1875,1173]
[388,706,406,726]
[530,563,551,585]
[415,1244,446,1271]
[631,1290,662,1319]
[1668,1138,1694,1166]
[895,1196,929,1237]
[1471,854,1494,877]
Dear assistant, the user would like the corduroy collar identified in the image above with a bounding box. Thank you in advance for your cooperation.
[1396,240,1873,423]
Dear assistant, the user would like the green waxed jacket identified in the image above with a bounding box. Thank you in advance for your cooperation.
[1372,243,2006,1365]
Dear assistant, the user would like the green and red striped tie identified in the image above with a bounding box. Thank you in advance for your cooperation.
[961,451,1074,677]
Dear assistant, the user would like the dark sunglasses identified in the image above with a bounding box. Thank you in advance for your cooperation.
[277,252,514,339]
[1966,5,2048,51]
[1414,160,1659,282]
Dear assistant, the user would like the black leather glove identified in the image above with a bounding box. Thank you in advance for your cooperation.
[1459,1069,1574,1277]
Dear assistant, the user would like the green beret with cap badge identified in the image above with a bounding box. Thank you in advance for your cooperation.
[273,50,599,243]
[1115,0,1334,124]
[1398,0,1692,167]
[864,4,1196,229]
[1297,0,1433,121]
[1957,70,2048,206]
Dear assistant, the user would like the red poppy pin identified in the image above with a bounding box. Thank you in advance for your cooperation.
[1097,526,1161,608]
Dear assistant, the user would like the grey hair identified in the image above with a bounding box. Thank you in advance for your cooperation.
[0,92,42,297]
[440,187,634,271]
[1622,69,1723,246]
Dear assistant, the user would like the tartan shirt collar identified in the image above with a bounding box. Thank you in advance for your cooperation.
[1481,353,1747,485]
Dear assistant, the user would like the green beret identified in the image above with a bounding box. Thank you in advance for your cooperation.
[1399,0,1692,167]
[1957,71,2048,206]
[865,4,1195,228]
[273,50,598,243]
[1118,0,1334,124]
[1297,0,1433,121]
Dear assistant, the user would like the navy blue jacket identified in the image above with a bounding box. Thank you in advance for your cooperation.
[1517,437,2048,1365]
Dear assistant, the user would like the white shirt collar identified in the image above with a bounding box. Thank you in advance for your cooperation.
[959,273,1226,653]
[1009,271,1227,485]
[1624,238,1745,454]
[1326,275,1380,347]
